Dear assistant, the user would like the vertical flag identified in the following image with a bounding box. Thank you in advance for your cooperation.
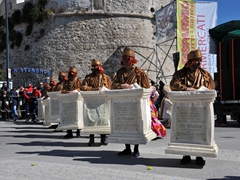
[177,0,217,73]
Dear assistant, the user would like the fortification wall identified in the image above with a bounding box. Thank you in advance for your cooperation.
[0,0,175,86]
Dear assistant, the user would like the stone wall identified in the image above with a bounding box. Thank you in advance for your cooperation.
[0,0,176,87]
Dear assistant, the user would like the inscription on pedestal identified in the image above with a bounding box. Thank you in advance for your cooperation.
[62,103,77,124]
[114,102,138,131]
[38,104,43,118]
[51,99,59,115]
[45,105,49,118]
[176,106,206,144]
[86,99,109,126]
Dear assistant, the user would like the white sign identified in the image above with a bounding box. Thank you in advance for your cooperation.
[16,0,25,4]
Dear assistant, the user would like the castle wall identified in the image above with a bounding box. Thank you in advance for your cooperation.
[0,0,175,86]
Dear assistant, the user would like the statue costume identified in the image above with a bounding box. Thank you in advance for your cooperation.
[54,71,67,91]
[170,66,215,91]
[81,59,112,146]
[111,66,150,89]
[62,67,82,138]
[149,88,166,137]
[170,50,215,91]
[111,48,150,158]
[49,78,57,92]
[170,49,215,166]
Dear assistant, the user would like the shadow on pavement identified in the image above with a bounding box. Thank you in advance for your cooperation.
[8,141,99,147]
[207,176,240,180]
[15,149,204,169]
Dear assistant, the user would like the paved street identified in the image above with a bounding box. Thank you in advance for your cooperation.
[0,118,240,180]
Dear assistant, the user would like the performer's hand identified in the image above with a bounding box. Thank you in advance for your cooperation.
[121,84,133,89]
[98,87,102,91]
[187,87,197,91]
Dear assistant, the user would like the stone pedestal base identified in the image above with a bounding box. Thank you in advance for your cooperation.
[106,88,156,145]
[80,91,111,135]
[165,142,218,157]
[56,92,84,131]
[165,90,218,158]
[44,92,61,125]
[107,129,156,144]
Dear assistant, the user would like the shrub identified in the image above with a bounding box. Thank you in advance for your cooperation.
[0,16,4,26]
[10,30,22,48]
[25,23,33,36]
[37,0,48,9]
[14,31,23,47]
[10,10,22,25]
[21,2,34,23]
[31,6,43,23]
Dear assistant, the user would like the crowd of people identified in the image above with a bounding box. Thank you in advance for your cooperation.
[1,47,216,164]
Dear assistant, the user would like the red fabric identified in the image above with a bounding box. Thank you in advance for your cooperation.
[32,89,41,98]
[64,76,68,81]
[95,65,104,74]
[70,71,77,77]
[122,56,138,65]
[23,86,34,100]
[185,59,194,67]
[150,99,166,137]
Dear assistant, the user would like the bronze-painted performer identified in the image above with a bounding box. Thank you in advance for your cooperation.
[170,49,215,166]
[111,47,150,158]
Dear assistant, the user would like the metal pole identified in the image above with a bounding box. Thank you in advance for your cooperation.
[5,0,10,90]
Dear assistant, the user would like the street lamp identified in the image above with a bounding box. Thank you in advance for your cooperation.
[5,0,10,90]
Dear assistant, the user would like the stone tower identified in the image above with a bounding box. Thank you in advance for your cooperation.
[0,0,175,86]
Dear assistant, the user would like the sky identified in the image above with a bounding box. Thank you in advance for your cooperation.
[217,0,240,25]
[199,0,240,25]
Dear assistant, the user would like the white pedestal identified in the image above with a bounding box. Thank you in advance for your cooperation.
[42,98,51,126]
[106,88,156,144]
[37,98,44,120]
[80,91,111,135]
[44,91,61,125]
[56,92,84,130]
[165,90,218,158]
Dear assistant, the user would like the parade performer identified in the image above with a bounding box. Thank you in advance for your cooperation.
[62,67,82,138]
[23,83,34,121]
[150,86,166,138]
[0,82,10,120]
[49,78,57,92]
[81,59,112,146]
[111,47,150,158]
[170,49,215,166]
[54,71,67,91]
[29,86,41,121]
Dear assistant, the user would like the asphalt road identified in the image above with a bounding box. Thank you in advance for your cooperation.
[0,118,240,180]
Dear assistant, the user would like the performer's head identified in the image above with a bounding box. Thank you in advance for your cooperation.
[68,67,78,79]
[150,86,159,103]
[27,83,32,88]
[44,82,51,91]
[121,48,138,67]
[49,77,56,87]
[91,59,104,74]
[185,49,202,69]
[58,71,67,82]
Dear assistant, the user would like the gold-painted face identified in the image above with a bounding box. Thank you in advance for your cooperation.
[122,48,135,57]
[91,59,101,66]
[187,49,202,60]
[68,67,77,73]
